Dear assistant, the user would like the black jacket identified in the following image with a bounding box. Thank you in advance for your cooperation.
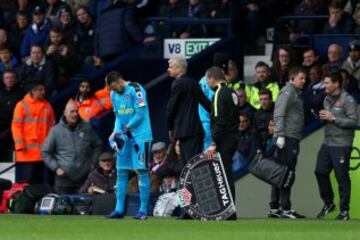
[0,84,24,131]
[211,82,239,145]
[166,74,211,139]
[253,103,274,149]
[78,167,116,194]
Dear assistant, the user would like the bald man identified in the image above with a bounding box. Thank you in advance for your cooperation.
[322,44,343,77]
[42,100,102,194]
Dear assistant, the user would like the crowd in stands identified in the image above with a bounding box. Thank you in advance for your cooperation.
[0,0,360,217]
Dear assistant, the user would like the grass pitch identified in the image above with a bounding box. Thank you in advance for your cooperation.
[0,215,359,240]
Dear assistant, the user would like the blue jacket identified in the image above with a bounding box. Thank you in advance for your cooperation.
[0,56,18,73]
[21,20,52,57]
[198,76,214,124]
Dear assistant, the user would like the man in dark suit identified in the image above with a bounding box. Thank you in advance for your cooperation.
[166,57,211,163]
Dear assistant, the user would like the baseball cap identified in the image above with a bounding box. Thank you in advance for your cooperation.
[151,142,166,152]
[33,5,45,15]
[348,39,360,51]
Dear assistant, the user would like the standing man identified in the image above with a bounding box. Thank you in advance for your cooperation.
[106,71,153,220]
[12,81,55,184]
[315,72,358,221]
[42,100,102,194]
[166,57,211,162]
[205,66,239,215]
[270,67,306,219]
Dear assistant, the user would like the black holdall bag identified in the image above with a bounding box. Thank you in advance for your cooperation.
[249,150,294,189]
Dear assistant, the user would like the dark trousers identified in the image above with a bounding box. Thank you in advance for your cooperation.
[217,134,238,202]
[15,162,44,184]
[270,137,299,210]
[179,134,203,163]
[315,144,351,212]
[55,175,86,194]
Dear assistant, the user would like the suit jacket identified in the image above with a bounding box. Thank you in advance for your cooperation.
[166,74,211,139]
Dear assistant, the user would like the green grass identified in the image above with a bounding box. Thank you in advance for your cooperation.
[1,215,360,240]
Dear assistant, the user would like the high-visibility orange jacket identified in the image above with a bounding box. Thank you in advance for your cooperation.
[75,96,104,121]
[95,86,112,110]
[11,94,55,162]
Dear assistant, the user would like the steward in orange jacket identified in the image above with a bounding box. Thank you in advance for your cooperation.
[95,85,112,110]
[11,81,55,183]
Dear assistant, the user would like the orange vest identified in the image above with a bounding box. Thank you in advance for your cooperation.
[95,86,112,110]
[11,94,55,162]
[75,96,104,121]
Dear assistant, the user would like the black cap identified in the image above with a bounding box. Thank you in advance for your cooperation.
[33,5,45,15]
[348,40,360,51]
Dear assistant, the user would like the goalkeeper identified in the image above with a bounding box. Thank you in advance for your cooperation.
[106,71,153,220]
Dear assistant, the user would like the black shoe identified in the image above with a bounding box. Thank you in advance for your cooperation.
[281,210,306,219]
[316,203,336,219]
[226,213,237,221]
[177,212,192,220]
[106,211,124,219]
[335,211,350,221]
[267,209,283,218]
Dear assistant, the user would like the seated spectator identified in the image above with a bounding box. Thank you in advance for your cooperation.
[252,89,274,150]
[270,45,297,88]
[0,70,24,162]
[153,140,183,193]
[212,52,243,90]
[156,0,186,38]
[0,44,18,74]
[323,0,355,34]
[21,5,52,58]
[56,6,77,43]
[94,78,112,110]
[42,100,102,194]
[246,61,279,109]
[302,48,321,78]
[354,6,360,33]
[0,28,10,46]
[302,65,326,124]
[44,0,71,25]
[17,45,57,97]
[236,113,260,163]
[45,26,76,88]
[209,0,231,37]
[73,6,98,65]
[236,87,256,124]
[264,118,276,157]
[340,68,360,102]
[179,0,210,38]
[150,142,168,173]
[79,151,116,194]
[321,43,343,76]
[342,39,360,87]
[9,11,29,59]
[73,80,104,121]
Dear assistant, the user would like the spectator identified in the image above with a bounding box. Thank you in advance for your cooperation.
[209,0,231,37]
[12,81,56,184]
[212,52,242,90]
[271,45,297,88]
[44,0,71,25]
[94,2,154,62]
[79,151,116,194]
[9,11,29,59]
[303,65,326,123]
[153,140,184,193]
[236,87,256,124]
[45,26,76,88]
[302,48,321,78]
[179,0,210,38]
[315,72,358,221]
[342,39,360,87]
[246,61,279,109]
[66,0,90,12]
[340,68,360,102]
[0,70,24,162]
[0,44,18,74]
[42,100,102,194]
[322,43,343,76]
[73,80,104,121]
[236,113,260,163]
[157,0,186,38]
[21,5,52,58]
[269,67,306,219]
[0,28,10,46]
[253,89,274,150]
[56,6,77,43]
[150,142,168,173]
[264,118,276,157]
[94,78,112,110]
[17,45,57,97]
[323,0,355,34]
[166,57,211,163]
[73,6,97,65]
[353,7,360,33]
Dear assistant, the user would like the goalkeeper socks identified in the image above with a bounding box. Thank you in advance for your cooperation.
[115,170,128,214]
[138,170,150,214]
